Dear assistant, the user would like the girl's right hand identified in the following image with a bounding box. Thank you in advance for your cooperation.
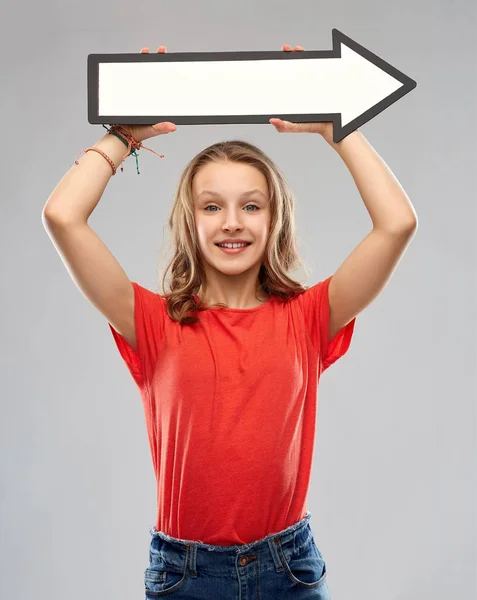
[119,46,177,144]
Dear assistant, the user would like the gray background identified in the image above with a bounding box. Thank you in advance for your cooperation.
[1,1,475,599]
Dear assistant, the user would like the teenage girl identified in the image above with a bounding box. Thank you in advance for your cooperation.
[42,43,417,599]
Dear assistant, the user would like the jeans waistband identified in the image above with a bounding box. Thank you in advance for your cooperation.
[148,511,314,577]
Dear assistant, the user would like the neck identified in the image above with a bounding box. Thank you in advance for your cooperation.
[198,287,269,310]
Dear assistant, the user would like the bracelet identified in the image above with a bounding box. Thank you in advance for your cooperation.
[109,131,136,156]
[74,147,117,175]
[74,123,166,176]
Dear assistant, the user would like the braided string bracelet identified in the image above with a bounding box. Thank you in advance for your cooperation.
[74,124,165,176]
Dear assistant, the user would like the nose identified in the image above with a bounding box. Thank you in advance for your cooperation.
[221,211,244,232]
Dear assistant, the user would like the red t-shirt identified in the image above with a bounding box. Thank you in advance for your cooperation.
[109,275,355,545]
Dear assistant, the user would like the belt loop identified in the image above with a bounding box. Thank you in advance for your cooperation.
[267,536,284,572]
[186,543,198,578]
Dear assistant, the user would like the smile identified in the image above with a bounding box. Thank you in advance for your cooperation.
[215,243,252,255]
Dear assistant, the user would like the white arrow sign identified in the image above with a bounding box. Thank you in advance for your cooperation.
[88,29,416,143]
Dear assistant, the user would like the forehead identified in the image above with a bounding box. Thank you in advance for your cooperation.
[193,161,268,196]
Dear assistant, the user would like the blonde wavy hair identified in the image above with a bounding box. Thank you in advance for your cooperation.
[157,139,312,325]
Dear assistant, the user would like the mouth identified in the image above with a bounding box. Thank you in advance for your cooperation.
[215,242,252,255]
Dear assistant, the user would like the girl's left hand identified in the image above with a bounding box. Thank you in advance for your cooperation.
[269,45,334,144]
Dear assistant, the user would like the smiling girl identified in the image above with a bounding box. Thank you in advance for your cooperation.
[42,43,417,599]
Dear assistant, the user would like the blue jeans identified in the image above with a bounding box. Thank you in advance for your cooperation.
[145,510,330,599]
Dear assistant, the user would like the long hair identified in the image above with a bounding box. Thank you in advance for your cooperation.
[157,139,311,325]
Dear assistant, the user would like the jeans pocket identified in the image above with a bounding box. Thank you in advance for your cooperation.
[277,539,327,589]
[144,563,190,597]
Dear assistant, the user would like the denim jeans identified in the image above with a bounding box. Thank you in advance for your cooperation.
[144,510,330,599]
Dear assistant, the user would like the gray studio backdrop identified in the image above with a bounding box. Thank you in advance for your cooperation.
[1,1,475,599]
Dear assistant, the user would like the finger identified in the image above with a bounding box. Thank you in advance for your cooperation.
[282,45,305,51]
[152,122,176,133]
[140,47,150,53]
[156,46,167,53]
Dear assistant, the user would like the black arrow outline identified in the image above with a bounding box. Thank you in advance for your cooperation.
[88,29,416,143]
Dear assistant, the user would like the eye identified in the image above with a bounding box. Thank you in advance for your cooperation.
[204,204,260,212]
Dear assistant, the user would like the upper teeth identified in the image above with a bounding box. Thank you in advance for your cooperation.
[218,242,249,248]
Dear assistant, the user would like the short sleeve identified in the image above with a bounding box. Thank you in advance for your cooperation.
[108,282,166,389]
[300,275,356,372]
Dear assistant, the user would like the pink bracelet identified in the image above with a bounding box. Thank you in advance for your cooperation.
[74,124,166,176]
[75,146,117,175]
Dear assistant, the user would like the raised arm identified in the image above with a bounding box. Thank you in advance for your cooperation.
[42,133,138,350]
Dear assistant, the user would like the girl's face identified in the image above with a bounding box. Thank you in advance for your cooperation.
[193,161,271,276]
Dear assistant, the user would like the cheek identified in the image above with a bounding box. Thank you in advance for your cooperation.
[195,223,210,243]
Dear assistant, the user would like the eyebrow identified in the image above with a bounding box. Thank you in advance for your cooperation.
[196,189,267,199]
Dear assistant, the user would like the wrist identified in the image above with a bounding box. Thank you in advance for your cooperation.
[109,131,136,155]
[320,123,336,147]
[95,134,132,169]
[105,124,144,150]
[326,129,361,152]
